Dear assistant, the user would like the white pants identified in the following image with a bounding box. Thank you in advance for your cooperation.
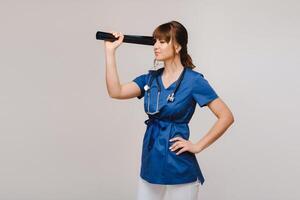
[136,177,200,200]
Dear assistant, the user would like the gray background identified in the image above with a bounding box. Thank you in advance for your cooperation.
[0,0,299,199]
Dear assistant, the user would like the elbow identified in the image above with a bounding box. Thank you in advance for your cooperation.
[225,108,235,125]
[229,115,234,125]
[227,113,235,125]
[107,86,122,99]
[219,112,234,125]
[108,92,120,99]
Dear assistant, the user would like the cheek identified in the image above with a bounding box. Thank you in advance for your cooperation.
[161,47,174,57]
[164,50,175,58]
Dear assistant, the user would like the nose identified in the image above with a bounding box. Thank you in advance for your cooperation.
[154,39,160,46]
[154,40,160,51]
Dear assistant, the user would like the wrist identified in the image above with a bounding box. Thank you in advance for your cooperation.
[195,143,204,154]
[105,48,116,55]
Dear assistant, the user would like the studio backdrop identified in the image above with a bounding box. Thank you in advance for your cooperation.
[0,0,299,200]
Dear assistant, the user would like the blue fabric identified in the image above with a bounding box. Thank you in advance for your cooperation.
[192,73,219,107]
[132,67,219,185]
[133,73,148,99]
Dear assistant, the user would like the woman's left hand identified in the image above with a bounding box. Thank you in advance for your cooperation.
[169,137,199,155]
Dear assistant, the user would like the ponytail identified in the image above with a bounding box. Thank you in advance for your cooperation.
[179,46,196,69]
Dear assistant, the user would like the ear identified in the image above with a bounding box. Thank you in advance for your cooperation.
[175,45,181,54]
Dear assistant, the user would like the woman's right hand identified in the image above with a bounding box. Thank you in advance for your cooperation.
[104,31,124,52]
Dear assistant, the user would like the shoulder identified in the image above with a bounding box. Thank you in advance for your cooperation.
[185,67,217,92]
[145,68,164,80]
[184,67,205,82]
[133,68,160,84]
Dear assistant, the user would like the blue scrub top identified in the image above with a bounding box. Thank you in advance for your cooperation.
[133,66,219,186]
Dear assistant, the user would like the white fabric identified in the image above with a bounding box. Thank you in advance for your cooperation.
[136,177,200,200]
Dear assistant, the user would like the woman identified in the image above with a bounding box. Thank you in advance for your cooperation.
[104,21,234,200]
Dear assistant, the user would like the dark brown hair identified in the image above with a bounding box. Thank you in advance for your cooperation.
[152,20,196,69]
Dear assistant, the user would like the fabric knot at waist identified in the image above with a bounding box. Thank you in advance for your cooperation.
[143,116,189,151]
[144,118,166,130]
[144,116,188,129]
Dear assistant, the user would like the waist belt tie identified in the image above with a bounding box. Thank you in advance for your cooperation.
[144,118,168,128]
[143,117,188,151]
[144,118,168,150]
[144,117,188,126]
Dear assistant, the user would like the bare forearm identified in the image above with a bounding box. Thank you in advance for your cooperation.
[195,115,234,154]
[105,49,121,98]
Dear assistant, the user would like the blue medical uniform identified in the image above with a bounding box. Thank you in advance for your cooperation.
[133,66,219,186]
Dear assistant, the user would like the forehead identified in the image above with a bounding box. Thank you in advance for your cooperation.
[154,34,174,45]
[153,30,171,40]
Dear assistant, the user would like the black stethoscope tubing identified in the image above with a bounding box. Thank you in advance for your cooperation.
[144,67,186,114]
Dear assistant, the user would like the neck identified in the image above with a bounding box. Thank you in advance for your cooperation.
[162,55,184,77]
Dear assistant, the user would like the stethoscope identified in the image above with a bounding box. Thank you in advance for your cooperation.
[144,67,186,115]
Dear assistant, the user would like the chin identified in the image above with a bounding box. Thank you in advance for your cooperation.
[155,56,165,61]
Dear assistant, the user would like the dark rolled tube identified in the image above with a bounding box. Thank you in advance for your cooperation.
[96,31,155,46]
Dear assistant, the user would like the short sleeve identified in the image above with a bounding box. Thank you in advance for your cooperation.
[192,73,219,107]
[132,73,148,99]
